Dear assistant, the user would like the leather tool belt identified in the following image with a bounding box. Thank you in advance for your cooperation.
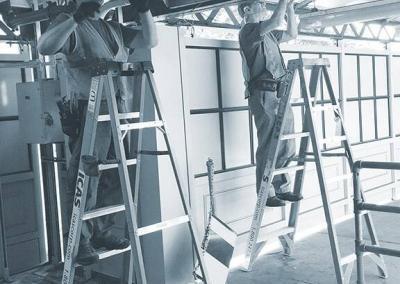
[249,78,280,92]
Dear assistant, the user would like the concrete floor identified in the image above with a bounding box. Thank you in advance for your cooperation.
[228,201,400,284]
[4,202,400,284]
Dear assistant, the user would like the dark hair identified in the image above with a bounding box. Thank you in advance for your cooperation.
[238,1,251,18]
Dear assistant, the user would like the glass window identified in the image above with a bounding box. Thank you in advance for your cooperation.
[359,56,374,97]
[189,114,222,174]
[0,68,23,117]
[343,55,359,99]
[220,50,247,108]
[392,56,400,95]
[375,56,388,97]
[223,111,251,168]
[361,100,376,141]
[344,101,361,143]
[184,49,219,109]
[376,99,390,138]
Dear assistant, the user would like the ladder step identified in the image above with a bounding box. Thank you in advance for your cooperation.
[82,205,125,221]
[321,152,347,158]
[119,120,164,131]
[274,165,305,176]
[136,215,190,237]
[75,246,131,267]
[98,112,140,122]
[291,156,315,162]
[291,98,305,105]
[98,246,131,260]
[281,132,309,140]
[312,104,339,112]
[98,158,137,171]
[138,150,169,156]
[320,136,347,145]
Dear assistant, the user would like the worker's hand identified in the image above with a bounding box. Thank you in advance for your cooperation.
[129,0,150,13]
[73,2,101,23]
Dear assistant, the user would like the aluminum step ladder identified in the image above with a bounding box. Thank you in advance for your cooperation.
[62,61,210,284]
[242,58,387,284]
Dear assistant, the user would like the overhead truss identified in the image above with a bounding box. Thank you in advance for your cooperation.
[162,5,400,43]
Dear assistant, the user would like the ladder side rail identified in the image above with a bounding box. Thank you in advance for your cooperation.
[243,62,297,270]
[134,72,146,213]
[144,69,211,283]
[105,75,147,284]
[322,67,387,279]
[62,76,105,284]
[300,66,345,284]
[283,65,322,250]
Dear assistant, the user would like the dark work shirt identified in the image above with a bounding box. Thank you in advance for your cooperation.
[239,22,286,88]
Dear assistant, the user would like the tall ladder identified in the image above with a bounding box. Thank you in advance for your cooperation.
[242,58,387,284]
[62,61,210,284]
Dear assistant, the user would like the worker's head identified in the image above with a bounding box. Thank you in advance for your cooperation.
[75,0,104,19]
[238,0,272,23]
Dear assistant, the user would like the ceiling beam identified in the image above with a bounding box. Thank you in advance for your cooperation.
[300,0,400,29]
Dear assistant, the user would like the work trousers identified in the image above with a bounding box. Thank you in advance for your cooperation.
[65,99,126,245]
[248,89,296,198]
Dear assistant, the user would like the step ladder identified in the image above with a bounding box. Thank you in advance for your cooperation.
[62,61,210,284]
[242,58,387,284]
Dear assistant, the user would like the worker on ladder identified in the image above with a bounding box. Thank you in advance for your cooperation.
[37,0,157,265]
[238,0,302,207]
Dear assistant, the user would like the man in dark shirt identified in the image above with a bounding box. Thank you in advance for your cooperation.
[38,0,157,264]
[239,0,302,207]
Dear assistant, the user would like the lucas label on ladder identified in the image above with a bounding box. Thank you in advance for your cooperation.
[38,0,157,265]
[238,0,303,207]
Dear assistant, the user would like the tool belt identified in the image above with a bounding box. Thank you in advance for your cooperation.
[249,78,279,92]
[57,98,81,138]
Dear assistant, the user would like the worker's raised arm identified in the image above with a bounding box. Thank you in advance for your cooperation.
[38,2,101,55]
[127,0,158,49]
[37,14,77,55]
[280,0,298,42]
[260,0,288,36]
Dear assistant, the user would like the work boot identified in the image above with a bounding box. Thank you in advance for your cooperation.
[266,196,286,207]
[92,233,130,250]
[76,243,99,266]
[276,192,303,202]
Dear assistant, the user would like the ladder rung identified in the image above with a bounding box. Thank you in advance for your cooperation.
[312,104,339,112]
[98,158,137,171]
[274,165,305,176]
[136,215,190,237]
[98,246,131,260]
[320,136,347,145]
[326,174,352,184]
[321,152,347,157]
[291,98,305,105]
[98,112,140,122]
[119,121,164,131]
[281,132,309,140]
[138,150,169,156]
[75,246,131,267]
[291,156,315,162]
[82,204,125,221]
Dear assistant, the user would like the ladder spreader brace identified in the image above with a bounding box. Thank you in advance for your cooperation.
[62,60,210,284]
[242,58,387,284]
